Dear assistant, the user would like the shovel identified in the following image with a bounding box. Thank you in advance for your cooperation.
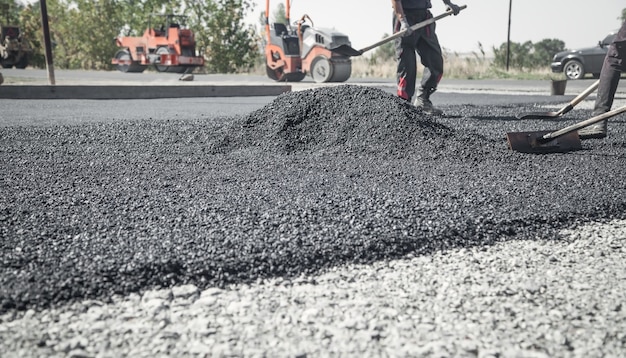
[517,79,600,119]
[331,5,467,57]
[506,104,626,154]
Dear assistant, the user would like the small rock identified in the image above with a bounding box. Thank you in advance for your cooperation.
[172,284,199,299]
[179,74,194,81]
[67,348,92,358]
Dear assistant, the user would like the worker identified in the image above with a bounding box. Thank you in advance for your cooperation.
[391,0,461,115]
[578,20,626,139]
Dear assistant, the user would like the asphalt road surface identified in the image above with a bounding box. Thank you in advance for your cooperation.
[1,73,625,357]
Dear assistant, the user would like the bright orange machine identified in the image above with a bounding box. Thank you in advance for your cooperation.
[112,14,204,73]
[264,0,352,82]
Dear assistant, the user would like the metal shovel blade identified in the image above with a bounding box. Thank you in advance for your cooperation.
[517,80,600,119]
[506,130,582,154]
[329,44,363,57]
[516,110,564,120]
[507,104,626,154]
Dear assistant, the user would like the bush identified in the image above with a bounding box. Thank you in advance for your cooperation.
[492,39,565,71]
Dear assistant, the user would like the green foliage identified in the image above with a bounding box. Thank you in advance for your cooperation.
[184,0,258,73]
[117,0,174,37]
[532,38,566,65]
[272,2,286,24]
[54,0,124,69]
[0,0,24,24]
[621,8,626,22]
[492,38,565,71]
[369,33,395,65]
[16,3,44,68]
[14,0,259,72]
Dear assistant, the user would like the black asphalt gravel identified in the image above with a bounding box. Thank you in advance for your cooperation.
[1,85,625,314]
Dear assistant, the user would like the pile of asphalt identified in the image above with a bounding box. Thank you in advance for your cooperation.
[1,85,625,314]
[226,85,457,155]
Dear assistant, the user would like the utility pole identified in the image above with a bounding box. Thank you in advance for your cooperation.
[506,0,512,71]
[40,0,55,85]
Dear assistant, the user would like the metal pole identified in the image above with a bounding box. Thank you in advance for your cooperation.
[40,0,55,85]
[506,0,512,71]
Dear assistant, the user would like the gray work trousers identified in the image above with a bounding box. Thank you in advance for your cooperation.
[595,21,626,115]
[393,9,444,101]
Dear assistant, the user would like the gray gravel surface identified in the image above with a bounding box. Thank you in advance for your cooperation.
[1,221,625,357]
[1,85,625,357]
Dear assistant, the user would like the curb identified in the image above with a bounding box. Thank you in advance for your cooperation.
[0,85,292,99]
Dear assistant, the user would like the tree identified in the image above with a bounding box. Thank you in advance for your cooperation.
[0,0,24,25]
[15,0,259,72]
[184,0,258,73]
[531,38,565,67]
[62,0,125,69]
[492,39,565,70]
[16,0,132,69]
[272,2,286,25]
[493,41,531,70]
[1,0,23,24]
[369,33,395,64]
[116,0,173,37]
[16,3,44,68]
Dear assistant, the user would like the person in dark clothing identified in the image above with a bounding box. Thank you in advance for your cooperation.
[391,0,460,115]
[578,20,626,139]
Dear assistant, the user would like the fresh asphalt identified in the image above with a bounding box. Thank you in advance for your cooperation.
[1,70,626,356]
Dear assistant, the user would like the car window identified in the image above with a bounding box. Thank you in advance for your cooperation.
[601,34,616,46]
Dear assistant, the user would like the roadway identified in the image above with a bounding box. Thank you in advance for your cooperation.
[2,67,623,100]
[2,68,625,126]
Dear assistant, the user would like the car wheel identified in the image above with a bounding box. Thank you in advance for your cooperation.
[563,60,584,80]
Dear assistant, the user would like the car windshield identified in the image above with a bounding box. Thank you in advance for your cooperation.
[601,34,616,46]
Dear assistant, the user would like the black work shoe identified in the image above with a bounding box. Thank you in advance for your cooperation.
[412,96,443,115]
[578,120,607,139]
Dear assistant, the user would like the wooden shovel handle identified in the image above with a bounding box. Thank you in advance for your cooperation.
[555,79,600,116]
[358,5,467,54]
[544,104,626,140]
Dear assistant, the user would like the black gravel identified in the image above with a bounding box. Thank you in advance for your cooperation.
[1,85,625,313]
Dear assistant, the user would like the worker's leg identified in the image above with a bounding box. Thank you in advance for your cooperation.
[595,43,624,114]
[394,13,418,101]
[413,18,444,114]
[416,26,444,94]
[580,24,626,139]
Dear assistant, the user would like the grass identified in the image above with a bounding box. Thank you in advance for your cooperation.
[249,50,554,81]
[353,50,555,80]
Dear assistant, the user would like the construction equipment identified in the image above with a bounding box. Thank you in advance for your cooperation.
[111,14,204,74]
[330,5,467,57]
[264,0,352,83]
[0,23,32,69]
[506,105,626,154]
[517,79,600,119]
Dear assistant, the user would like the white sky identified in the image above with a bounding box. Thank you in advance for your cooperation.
[249,0,625,54]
